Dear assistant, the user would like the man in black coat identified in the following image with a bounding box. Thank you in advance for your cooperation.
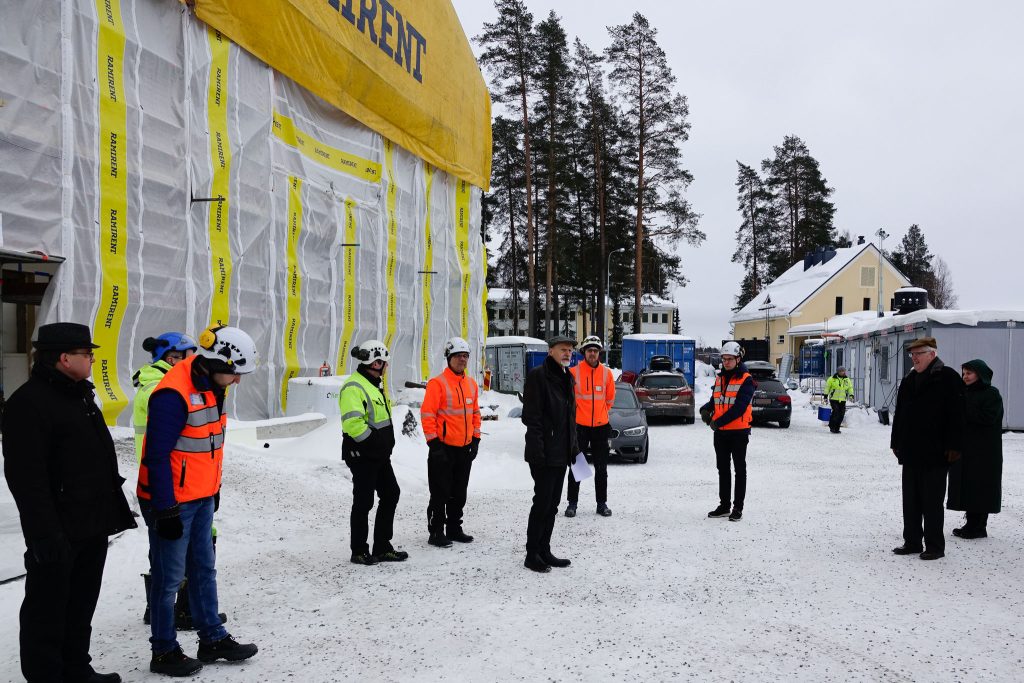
[890,336,965,560]
[3,323,137,683]
[521,335,579,573]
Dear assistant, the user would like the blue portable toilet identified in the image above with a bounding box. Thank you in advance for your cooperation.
[621,334,696,387]
[799,340,825,379]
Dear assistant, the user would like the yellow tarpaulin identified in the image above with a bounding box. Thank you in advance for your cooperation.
[188,0,492,190]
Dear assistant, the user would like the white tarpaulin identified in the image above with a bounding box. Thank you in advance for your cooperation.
[0,0,486,422]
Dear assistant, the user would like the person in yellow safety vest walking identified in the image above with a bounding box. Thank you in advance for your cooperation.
[565,336,616,519]
[339,339,409,566]
[825,366,855,434]
[138,326,260,677]
[699,341,755,522]
[420,337,481,548]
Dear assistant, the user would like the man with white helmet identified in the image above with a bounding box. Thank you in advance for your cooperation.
[339,339,409,566]
[420,337,481,548]
[565,335,616,518]
[138,325,259,676]
[698,341,755,522]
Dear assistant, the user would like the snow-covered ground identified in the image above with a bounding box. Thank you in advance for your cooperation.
[2,386,1022,682]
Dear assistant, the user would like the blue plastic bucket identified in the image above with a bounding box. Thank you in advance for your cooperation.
[817,406,832,422]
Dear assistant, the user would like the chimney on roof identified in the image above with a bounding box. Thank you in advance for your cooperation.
[857,235,865,245]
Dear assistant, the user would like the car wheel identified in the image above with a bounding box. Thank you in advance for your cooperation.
[778,419,790,428]
[638,437,649,464]
[684,416,695,425]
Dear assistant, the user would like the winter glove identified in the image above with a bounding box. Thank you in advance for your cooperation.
[710,419,721,431]
[946,450,961,463]
[155,510,184,541]
[469,437,480,460]
[30,534,72,565]
[213,489,221,513]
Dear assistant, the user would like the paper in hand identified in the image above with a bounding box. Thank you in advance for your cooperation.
[571,452,593,481]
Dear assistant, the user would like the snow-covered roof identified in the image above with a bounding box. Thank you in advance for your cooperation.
[641,294,676,308]
[895,286,927,293]
[730,244,902,323]
[485,335,547,348]
[839,309,1024,339]
[787,311,894,336]
[623,333,695,341]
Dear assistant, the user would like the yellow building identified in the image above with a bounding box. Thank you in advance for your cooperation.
[730,243,911,366]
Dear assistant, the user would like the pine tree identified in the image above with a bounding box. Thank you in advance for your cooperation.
[605,12,699,333]
[487,116,528,333]
[888,223,933,289]
[761,135,837,276]
[477,0,539,336]
[928,256,958,309]
[731,162,778,309]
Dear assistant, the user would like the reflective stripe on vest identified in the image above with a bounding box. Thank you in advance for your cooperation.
[711,371,752,431]
[422,368,480,446]
[571,363,613,427]
[340,374,393,443]
[137,355,225,503]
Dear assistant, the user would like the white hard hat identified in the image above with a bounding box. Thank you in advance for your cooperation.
[720,341,743,358]
[197,326,259,374]
[444,337,471,358]
[351,339,390,366]
[580,335,603,351]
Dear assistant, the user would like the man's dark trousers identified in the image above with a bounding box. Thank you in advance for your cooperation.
[567,424,610,505]
[829,400,847,432]
[20,535,108,682]
[346,458,400,554]
[427,445,473,534]
[526,464,565,554]
[902,464,948,553]
[713,431,748,511]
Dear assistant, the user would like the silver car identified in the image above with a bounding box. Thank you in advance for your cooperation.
[608,382,650,464]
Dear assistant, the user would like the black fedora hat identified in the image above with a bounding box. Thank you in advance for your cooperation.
[32,323,100,351]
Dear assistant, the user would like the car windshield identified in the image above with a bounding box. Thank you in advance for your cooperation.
[756,379,785,393]
[640,375,685,389]
[613,389,639,409]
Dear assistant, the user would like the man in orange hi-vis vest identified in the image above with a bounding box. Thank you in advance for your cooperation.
[699,341,755,522]
[420,337,481,548]
[138,326,260,677]
[565,336,616,518]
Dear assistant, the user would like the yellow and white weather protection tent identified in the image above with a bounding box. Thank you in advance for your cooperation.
[0,0,491,422]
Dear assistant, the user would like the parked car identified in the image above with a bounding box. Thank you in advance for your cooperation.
[744,360,777,379]
[635,372,695,423]
[750,375,792,428]
[608,382,649,463]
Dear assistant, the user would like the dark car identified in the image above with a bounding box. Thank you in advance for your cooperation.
[744,360,777,379]
[635,372,695,423]
[608,382,649,463]
[750,376,792,428]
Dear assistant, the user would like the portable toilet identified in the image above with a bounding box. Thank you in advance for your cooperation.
[621,334,696,387]
[799,340,826,379]
[484,336,547,394]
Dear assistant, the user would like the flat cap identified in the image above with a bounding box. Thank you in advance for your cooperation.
[907,336,937,350]
[546,334,577,348]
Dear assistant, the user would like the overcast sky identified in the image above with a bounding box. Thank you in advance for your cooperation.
[451,0,1023,345]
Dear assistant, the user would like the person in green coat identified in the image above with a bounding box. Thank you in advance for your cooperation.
[947,359,1003,539]
[132,333,198,461]
[825,366,854,434]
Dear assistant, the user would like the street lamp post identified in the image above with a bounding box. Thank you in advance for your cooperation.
[875,228,889,318]
[758,295,776,360]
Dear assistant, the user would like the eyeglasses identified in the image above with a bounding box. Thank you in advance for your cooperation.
[908,350,931,358]
[66,351,96,361]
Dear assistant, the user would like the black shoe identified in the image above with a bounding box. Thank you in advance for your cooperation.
[892,544,923,555]
[708,504,730,518]
[447,528,474,543]
[150,646,203,677]
[197,634,258,663]
[920,550,945,560]
[84,673,122,683]
[176,611,228,631]
[952,526,966,538]
[524,553,551,573]
[728,510,742,522]
[428,532,453,548]
[350,551,379,565]
[374,548,410,562]
[958,528,988,539]
[540,551,571,568]
[564,503,577,518]
[596,503,612,517]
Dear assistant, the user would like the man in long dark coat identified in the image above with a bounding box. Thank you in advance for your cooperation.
[890,336,965,560]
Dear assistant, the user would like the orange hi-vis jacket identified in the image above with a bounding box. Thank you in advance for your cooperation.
[571,361,616,427]
[712,371,753,431]
[421,367,481,447]
[137,355,226,504]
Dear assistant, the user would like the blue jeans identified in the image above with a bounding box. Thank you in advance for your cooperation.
[143,497,227,653]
